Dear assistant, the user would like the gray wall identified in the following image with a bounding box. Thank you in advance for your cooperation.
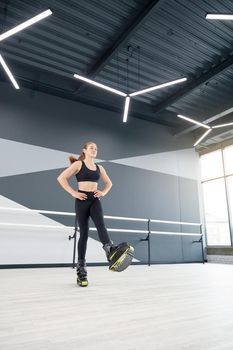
[0,81,204,266]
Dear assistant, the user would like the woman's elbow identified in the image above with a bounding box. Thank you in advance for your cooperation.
[57,176,63,183]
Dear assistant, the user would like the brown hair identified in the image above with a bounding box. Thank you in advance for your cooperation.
[69,141,96,164]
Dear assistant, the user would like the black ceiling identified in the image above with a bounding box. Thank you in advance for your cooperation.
[1,0,233,147]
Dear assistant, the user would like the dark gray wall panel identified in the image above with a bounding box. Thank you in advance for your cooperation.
[0,82,203,265]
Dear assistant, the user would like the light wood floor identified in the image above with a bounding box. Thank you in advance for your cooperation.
[0,263,233,350]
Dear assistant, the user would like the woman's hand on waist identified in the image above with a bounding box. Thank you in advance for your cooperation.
[71,191,87,200]
[94,190,105,198]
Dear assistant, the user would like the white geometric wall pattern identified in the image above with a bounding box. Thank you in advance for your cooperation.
[110,148,200,180]
[0,137,200,180]
[0,195,132,264]
[0,138,104,177]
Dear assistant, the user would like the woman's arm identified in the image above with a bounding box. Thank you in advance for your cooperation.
[57,161,81,197]
[98,165,112,196]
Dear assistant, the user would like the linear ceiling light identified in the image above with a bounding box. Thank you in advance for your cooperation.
[193,129,212,147]
[123,96,130,123]
[206,14,233,20]
[73,74,127,97]
[0,55,19,89]
[0,9,52,42]
[73,73,187,123]
[177,110,233,146]
[212,122,233,128]
[177,114,211,129]
[129,77,187,97]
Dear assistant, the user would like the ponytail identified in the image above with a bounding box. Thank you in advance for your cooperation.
[69,155,79,164]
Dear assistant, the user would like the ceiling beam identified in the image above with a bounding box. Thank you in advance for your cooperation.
[73,0,165,95]
[152,52,233,115]
[0,0,9,27]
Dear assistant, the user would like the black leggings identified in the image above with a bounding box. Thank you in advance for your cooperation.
[75,190,111,260]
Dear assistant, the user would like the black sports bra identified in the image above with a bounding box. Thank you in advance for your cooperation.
[75,160,100,183]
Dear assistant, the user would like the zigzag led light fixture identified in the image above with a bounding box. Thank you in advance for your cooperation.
[73,73,187,123]
[0,9,52,89]
[177,114,233,146]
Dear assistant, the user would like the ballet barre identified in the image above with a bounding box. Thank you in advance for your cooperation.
[0,207,204,267]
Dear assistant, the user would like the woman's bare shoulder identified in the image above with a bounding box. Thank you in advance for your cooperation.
[72,160,82,172]
[58,160,82,179]
[74,160,82,166]
[97,164,105,172]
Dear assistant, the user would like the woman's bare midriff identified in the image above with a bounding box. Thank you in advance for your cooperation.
[78,181,98,192]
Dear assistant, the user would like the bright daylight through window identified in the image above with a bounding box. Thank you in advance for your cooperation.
[200,146,233,246]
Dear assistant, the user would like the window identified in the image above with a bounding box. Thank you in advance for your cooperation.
[223,145,233,176]
[200,147,233,246]
[200,150,223,181]
[226,176,233,236]
[202,179,230,245]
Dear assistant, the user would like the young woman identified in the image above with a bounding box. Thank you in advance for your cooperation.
[57,141,134,287]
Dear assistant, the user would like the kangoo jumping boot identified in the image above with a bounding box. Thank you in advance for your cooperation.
[76,258,88,287]
[103,241,134,272]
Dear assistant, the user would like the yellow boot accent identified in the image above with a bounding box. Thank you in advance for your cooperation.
[109,245,134,262]
[110,246,133,271]
[80,280,88,287]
